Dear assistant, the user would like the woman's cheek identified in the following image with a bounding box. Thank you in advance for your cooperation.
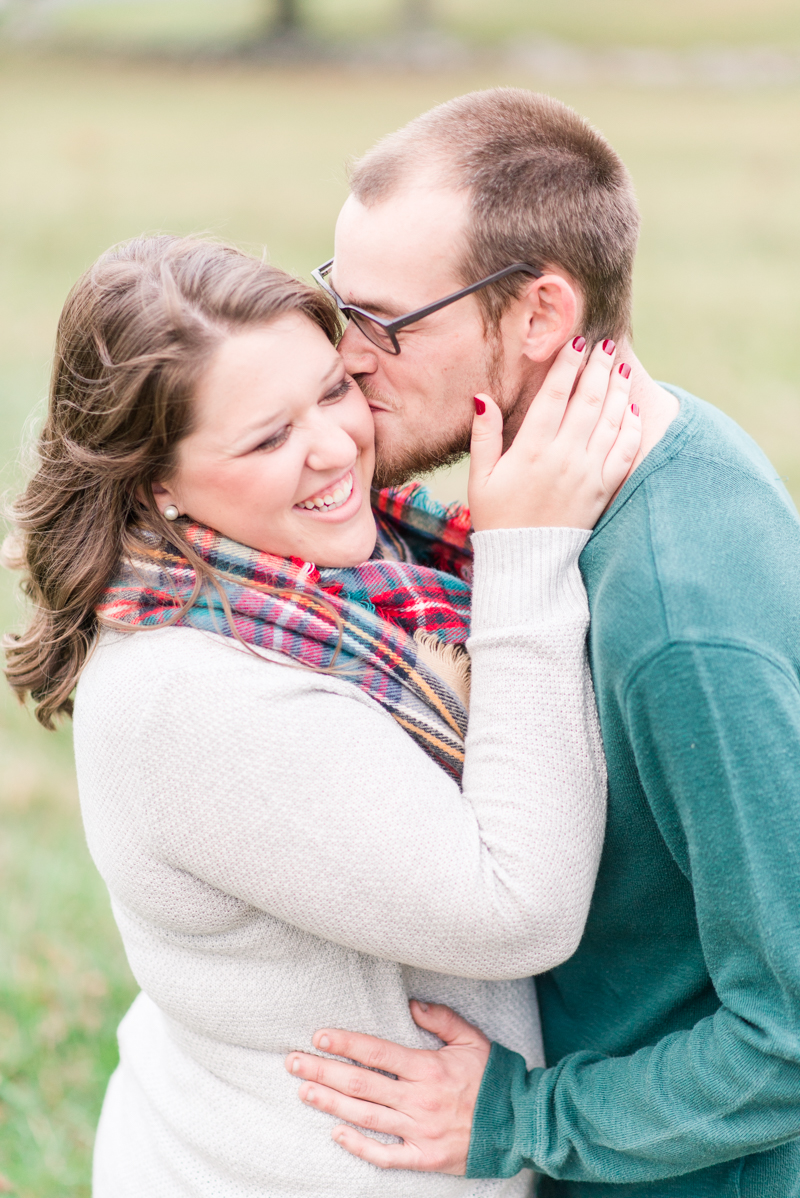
[346,390,376,447]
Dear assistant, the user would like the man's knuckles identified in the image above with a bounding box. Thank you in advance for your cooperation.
[344,1070,374,1098]
[362,1043,396,1071]
[418,1056,446,1086]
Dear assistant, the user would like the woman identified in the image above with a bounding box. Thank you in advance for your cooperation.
[4,235,639,1197]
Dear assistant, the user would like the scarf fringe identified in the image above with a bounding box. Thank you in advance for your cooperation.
[413,630,471,709]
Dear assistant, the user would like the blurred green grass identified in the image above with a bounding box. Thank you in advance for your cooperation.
[1,46,799,1197]
[23,0,800,51]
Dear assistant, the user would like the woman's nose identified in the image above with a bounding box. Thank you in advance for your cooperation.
[305,418,357,474]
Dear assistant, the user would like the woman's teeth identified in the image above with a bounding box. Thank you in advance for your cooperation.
[297,472,354,512]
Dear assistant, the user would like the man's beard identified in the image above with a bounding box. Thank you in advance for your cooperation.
[360,337,509,490]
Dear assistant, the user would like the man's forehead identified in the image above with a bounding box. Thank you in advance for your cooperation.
[332,187,468,307]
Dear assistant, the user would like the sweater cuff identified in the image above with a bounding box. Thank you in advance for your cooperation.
[470,527,590,636]
[466,1041,545,1178]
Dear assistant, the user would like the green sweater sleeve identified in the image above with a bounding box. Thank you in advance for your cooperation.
[467,642,800,1184]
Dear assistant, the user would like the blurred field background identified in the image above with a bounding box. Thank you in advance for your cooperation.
[1,1,799,1193]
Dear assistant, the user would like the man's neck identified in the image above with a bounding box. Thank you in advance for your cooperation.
[504,344,680,495]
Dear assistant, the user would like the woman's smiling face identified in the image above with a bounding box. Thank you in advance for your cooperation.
[158,313,377,567]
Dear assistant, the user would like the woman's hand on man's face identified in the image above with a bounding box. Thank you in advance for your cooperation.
[284,1001,490,1174]
[468,336,642,533]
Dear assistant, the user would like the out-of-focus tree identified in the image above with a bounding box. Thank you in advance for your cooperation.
[256,0,303,38]
[401,0,434,30]
[271,0,302,33]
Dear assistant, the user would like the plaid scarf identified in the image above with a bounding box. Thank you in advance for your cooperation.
[98,485,474,783]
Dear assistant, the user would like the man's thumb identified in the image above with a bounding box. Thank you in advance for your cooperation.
[409,1000,487,1048]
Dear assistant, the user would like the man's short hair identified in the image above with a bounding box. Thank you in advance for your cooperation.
[349,88,640,346]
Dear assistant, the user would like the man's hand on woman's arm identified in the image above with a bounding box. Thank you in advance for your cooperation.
[284,1001,488,1174]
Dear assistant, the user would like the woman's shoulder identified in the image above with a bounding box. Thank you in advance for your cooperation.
[76,624,383,728]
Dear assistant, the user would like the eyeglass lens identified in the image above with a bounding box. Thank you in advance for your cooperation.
[347,311,398,353]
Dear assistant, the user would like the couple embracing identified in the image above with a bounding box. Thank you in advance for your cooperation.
[6,89,800,1198]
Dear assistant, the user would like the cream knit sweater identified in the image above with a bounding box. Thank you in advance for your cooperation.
[74,527,606,1198]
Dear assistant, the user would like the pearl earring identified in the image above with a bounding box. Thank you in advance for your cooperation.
[164,505,180,522]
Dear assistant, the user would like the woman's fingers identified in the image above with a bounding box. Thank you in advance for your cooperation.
[514,335,587,447]
[555,337,618,447]
[585,359,634,463]
[298,1079,413,1138]
[467,392,503,503]
[601,398,641,495]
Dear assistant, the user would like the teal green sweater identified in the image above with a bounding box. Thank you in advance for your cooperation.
[466,389,800,1197]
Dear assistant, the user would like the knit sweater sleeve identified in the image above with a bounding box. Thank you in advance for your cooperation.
[466,640,800,1180]
[80,526,605,981]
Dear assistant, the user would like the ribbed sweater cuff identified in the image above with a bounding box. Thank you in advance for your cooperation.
[466,1041,545,1178]
[470,527,591,636]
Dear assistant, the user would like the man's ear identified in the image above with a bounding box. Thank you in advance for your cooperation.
[514,274,581,364]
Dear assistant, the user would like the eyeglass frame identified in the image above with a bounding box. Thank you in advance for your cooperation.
[311,258,543,355]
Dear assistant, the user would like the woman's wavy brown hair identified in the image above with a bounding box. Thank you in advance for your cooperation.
[3,234,340,729]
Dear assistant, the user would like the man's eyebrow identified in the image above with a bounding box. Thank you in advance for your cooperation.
[330,276,406,320]
[349,298,405,319]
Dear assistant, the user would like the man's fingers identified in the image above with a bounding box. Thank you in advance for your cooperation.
[557,337,618,446]
[286,1051,399,1103]
[409,1000,489,1051]
[309,1027,428,1080]
[331,1125,418,1171]
[298,1080,413,1138]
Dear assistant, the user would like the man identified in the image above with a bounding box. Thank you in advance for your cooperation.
[286,89,800,1195]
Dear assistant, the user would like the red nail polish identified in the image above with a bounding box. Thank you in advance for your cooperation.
[572,336,586,353]
[474,397,486,415]
[631,403,639,416]
[618,362,631,379]
[602,339,615,355]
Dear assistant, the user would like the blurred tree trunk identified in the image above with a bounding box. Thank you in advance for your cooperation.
[401,0,434,30]
[271,0,302,34]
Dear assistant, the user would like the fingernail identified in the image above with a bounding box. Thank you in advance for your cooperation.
[474,397,486,415]
[303,1087,317,1104]
[618,362,631,379]
[572,336,586,352]
[631,403,639,417]
[417,1001,429,1012]
[291,1057,301,1074]
[318,1034,330,1050]
[334,1132,346,1144]
[602,339,615,355]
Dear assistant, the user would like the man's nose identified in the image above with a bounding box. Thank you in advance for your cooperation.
[339,323,379,376]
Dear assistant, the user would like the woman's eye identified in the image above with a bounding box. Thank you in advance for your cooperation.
[322,378,353,404]
[254,426,290,453]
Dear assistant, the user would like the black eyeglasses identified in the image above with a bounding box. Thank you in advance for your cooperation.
[311,259,543,355]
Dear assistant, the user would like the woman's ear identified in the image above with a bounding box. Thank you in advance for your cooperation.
[135,480,179,517]
[516,274,581,364]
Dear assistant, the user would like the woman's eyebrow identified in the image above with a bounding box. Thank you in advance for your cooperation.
[238,409,287,437]
[319,364,353,396]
